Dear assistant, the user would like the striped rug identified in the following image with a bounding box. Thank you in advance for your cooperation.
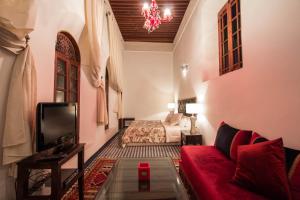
[97,132,181,159]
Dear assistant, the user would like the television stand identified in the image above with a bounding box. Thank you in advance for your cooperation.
[36,153,67,162]
[52,142,75,155]
[16,143,85,200]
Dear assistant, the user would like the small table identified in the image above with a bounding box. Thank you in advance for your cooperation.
[119,118,135,129]
[181,130,202,146]
[95,158,188,200]
[16,144,85,200]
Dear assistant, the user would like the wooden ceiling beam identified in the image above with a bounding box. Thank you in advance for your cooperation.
[109,0,190,43]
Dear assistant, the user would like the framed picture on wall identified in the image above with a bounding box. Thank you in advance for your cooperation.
[178,97,197,117]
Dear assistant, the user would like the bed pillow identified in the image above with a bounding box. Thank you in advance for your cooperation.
[167,113,183,126]
[165,113,173,123]
[215,122,251,158]
[233,138,291,200]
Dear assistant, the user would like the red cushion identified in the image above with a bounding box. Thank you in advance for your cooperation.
[213,121,226,146]
[233,138,292,200]
[219,121,226,126]
[215,122,251,158]
[230,130,252,161]
[250,132,267,144]
[250,132,261,143]
[180,146,267,200]
[289,155,300,200]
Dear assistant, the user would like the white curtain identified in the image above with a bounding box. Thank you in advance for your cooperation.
[0,0,37,40]
[0,0,37,175]
[1,44,36,166]
[85,0,108,125]
[106,10,124,119]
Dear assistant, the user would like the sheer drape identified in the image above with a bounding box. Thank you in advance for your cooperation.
[0,0,37,174]
[85,0,108,125]
[106,12,124,119]
[0,0,37,40]
[1,44,36,166]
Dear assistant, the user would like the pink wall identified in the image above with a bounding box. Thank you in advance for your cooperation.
[29,0,120,167]
[174,0,300,148]
[0,4,120,199]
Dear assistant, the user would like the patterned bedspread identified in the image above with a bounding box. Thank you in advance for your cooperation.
[122,120,166,145]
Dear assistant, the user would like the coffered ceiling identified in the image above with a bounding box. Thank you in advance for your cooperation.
[109,0,190,43]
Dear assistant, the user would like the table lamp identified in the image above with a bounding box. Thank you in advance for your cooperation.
[167,103,176,114]
[186,103,201,134]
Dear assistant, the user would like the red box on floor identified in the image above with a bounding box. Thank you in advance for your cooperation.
[138,162,150,181]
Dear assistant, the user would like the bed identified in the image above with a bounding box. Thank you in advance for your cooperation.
[121,97,196,147]
[121,120,182,147]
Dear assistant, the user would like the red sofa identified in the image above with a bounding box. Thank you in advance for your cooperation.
[180,145,268,200]
[180,122,300,200]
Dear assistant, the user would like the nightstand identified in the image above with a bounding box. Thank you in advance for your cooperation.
[181,130,202,146]
[119,118,135,129]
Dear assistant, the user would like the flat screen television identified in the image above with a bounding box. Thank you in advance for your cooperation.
[36,102,77,152]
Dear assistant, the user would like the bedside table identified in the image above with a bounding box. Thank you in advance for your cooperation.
[181,130,202,146]
[119,118,135,129]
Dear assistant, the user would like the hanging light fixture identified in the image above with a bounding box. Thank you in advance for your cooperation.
[141,0,173,33]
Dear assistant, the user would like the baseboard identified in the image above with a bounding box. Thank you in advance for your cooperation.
[84,129,123,168]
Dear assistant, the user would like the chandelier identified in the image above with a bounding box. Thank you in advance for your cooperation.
[141,0,173,33]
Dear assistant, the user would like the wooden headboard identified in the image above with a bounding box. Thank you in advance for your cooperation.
[178,97,197,116]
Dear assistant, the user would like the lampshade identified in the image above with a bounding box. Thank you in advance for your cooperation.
[167,103,176,110]
[186,103,202,114]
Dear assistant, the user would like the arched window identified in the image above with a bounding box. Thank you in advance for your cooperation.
[54,32,80,103]
[105,68,109,130]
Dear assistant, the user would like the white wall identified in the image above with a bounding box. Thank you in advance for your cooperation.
[173,0,300,148]
[123,48,173,120]
[76,9,119,167]
[0,0,121,199]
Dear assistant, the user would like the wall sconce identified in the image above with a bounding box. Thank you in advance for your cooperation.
[180,64,189,77]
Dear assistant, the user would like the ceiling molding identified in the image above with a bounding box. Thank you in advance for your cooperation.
[124,42,174,52]
[173,0,200,51]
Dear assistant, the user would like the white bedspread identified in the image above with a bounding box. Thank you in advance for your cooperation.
[164,124,181,143]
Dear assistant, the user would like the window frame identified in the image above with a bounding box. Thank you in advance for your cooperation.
[54,33,81,104]
[105,68,109,130]
[218,0,243,75]
[54,32,81,143]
